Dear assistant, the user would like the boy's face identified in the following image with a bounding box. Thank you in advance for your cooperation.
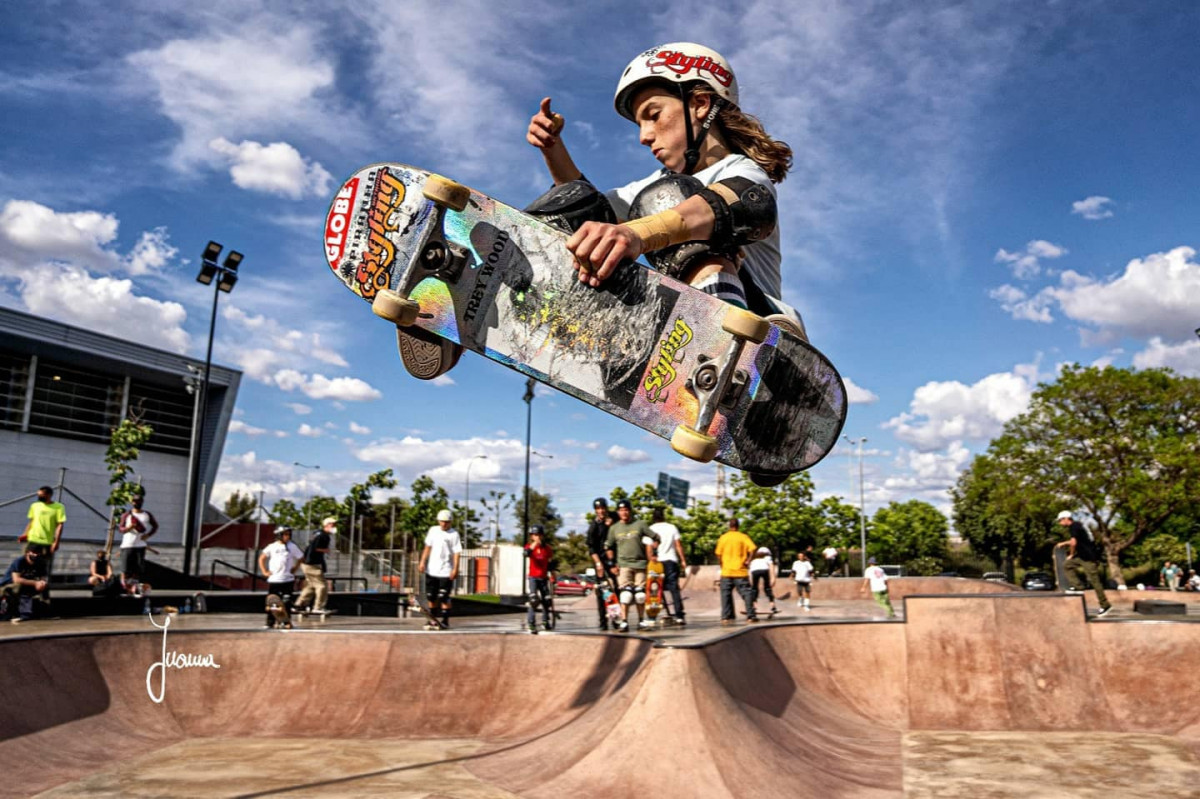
[37,489,52,503]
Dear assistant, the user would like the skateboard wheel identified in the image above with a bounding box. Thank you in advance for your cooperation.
[372,289,420,326]
[423,175,470,212]
[721,307,770,344]
[671,425,719,463]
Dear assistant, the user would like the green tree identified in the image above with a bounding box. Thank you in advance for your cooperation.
[983,364,1200,586]
[270,499,304,530]
[513,488,563,542]
[951,454,1059,577]
[722,471,818,557]
[869,500,950,568]
[104,415,154,552]
[677,499,726,561]
[812,496,865,553]
[553,531,592,573]
[224,490,258,521]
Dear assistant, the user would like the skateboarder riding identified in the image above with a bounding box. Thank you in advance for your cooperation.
[527,42,806,342]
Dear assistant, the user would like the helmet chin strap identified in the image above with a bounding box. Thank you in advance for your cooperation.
[680,83,727,175]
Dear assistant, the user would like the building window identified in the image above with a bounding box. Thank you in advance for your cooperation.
[27,360,123,443]
[129,380,193,455]
[0,352,30,431]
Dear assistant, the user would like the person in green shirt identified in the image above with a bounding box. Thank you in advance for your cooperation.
[604,499,659,632]
[22,486,65,594]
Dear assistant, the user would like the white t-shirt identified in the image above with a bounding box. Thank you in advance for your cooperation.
[865,565,888,593]
[605,154,784,300]
[791,560,814,583]
[262,540,304,583]
[650,522,681,562]
[748,553,773,573]
[119,510,152,549]
[424,526,463,578]
[823,547,838,560]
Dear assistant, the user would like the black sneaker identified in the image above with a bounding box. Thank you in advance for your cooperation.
[1096,606,1113,617]
[396,326,463,380]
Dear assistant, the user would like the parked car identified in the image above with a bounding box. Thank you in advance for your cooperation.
[982,572,1009,583]
[1021,571,1055,591]
[554,575,593,596]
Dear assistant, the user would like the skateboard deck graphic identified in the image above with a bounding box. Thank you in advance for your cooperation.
[265,593,291,629]
[645,561,665,620]
[324,164,847,475]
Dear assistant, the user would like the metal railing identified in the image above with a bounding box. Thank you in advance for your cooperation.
[208,559,261,591]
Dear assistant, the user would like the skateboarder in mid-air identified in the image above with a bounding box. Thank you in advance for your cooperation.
[418,510,462,629]
[526,42,806,342]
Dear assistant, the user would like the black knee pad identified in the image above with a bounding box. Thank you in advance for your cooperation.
[524,179,616,234]
[629,174,717,279]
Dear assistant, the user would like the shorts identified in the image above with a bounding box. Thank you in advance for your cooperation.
[618,567,646,588]
[795,581,811,596]
[425,575,453,603]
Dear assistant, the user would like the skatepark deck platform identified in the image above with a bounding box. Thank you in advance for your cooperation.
[1,592,1197,797]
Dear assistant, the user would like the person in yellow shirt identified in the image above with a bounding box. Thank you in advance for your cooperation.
[714,517,757,624]
[22,486,65,596]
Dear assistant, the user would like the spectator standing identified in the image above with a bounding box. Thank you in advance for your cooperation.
[22,486,64,592]
[118,491,158,588]
[860,557,895,618]
[418,509,462,629]
[748,546,778,615]
[649,507,687,625]
[587,497,617,630]
[1160,561,1181,592]
[1054,510,1112,617]
[822,545,838,577]
[791,551,815,611]
[259,527,304,626]
[604,499,659,632]
[3,544,50,623]
[715,517,757,624]
[295,517,336,614]
[525,526,554,632]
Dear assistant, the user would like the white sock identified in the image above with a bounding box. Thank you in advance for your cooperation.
[693,272,747,308]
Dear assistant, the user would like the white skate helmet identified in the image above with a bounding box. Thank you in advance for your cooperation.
[436,509,453,522]
[614,42,739,122]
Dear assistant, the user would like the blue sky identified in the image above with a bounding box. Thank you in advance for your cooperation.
[2,1,1198,536]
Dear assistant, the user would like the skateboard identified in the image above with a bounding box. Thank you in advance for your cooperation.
[265,593,292,629]
[645,561,665,622]
[323,164,847,479]
[412,594,445,630]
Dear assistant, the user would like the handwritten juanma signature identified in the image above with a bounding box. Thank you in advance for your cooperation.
[145,611,221,704]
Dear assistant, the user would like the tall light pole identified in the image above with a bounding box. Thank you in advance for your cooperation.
[464,454,487,543]
[184,241,243,576]
[844,435,868,572]
[522,378,535,548]
[293,462,320,532]
[531,450,554,494]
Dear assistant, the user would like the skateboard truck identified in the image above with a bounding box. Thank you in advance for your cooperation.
[371,175,472,327]
[671,308,769,463]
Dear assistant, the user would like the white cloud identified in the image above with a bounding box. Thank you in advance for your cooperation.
[349,422,371,435]
[884,363,1040,452]
[229,419,266,436]
[0,200,120,274]
[1132,337,1200,377]
[994,240,1068,280]
[223,304,348,382]
[208,137,333,199]
[212,451,335,505]
[1071,196,1114,220]
[607,444,651,465]
[127,27,338,169]
[285,403,312,416]
[353,435,528,494]
[1052,247,1200,345]
[273,369,382,402]
[19,265,190,352]
[843,377,879,404]
[297,424,323,438]
[989,284,1055,323]
[125,227,178,275]
[431,375,456,387]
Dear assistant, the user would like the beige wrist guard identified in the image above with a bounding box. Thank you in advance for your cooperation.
[623,209,692,251]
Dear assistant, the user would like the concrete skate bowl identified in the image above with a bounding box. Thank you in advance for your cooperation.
[2,595,1198,798]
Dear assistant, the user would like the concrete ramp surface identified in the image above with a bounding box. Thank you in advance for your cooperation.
[2,595,1198,797]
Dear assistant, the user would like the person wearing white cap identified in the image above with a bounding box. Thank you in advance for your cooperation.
[295,517,336,615]
[1054,511,1112,616]
[747,545,778,615]
[418,509,462,629]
